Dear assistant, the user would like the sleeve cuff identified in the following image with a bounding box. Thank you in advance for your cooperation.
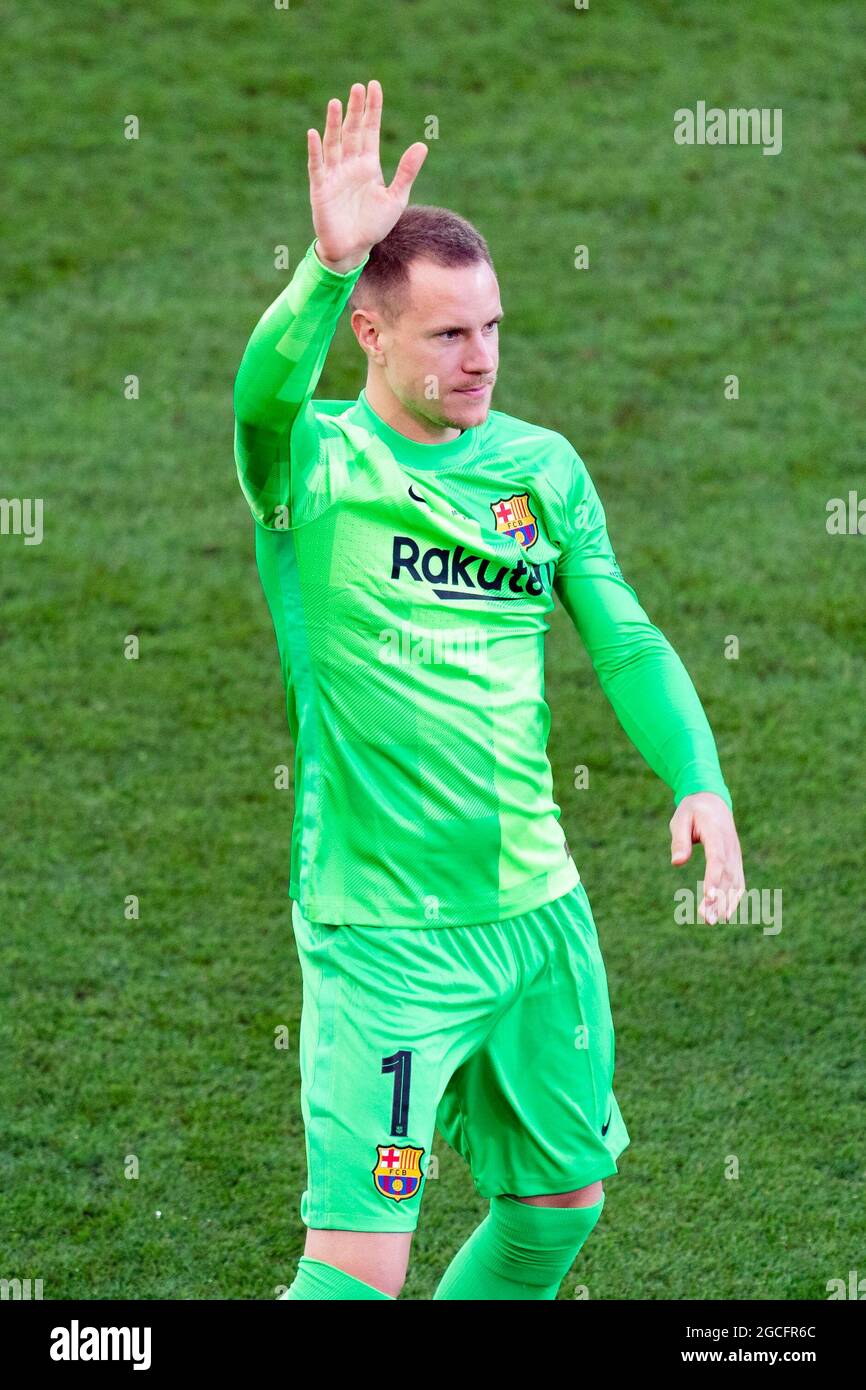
[308,239,371,280]
[674,780,734,814]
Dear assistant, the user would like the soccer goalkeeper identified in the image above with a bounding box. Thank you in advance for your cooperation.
[233,79,745,1301]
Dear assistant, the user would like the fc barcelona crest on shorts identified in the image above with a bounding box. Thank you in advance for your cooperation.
[372,1144,425,1202]
[491,493,538,549]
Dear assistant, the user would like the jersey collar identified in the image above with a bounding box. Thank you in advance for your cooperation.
[351,388,482,471]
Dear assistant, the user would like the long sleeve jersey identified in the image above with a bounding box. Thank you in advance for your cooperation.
[233,239,731,926]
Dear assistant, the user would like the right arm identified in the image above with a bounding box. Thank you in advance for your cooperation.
[233,244,369,528]
[233,79,427,529]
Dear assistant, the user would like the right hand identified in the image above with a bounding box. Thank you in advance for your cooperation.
[307,79,428,273]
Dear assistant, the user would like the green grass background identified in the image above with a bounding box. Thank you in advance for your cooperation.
[2,0,864,1299]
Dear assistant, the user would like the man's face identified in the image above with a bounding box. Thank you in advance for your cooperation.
[357,257,503,430]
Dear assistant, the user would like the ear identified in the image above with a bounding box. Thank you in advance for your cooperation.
[350,306,388,363]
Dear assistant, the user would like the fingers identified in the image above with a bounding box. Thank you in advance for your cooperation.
[362,78,383,157]
[698,851,725,924]
[322,96,342,167]
[341,81,366,158]
[387,141,428,202]
[669,805,694,866]
[700,868,745,924]
[317,81,380,170]
[696,829,745,925]
[312,81,424,205]
[307,127,324,183]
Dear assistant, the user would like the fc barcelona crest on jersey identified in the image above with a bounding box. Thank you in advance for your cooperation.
[372,1144,425,1202]
[491,493,538,549]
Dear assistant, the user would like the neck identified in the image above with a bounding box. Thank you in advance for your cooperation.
[364,374,463,444]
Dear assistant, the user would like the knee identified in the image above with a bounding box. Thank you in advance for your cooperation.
[483,1188,605,1291]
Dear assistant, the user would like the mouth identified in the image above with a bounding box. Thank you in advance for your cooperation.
[454,384,491,397]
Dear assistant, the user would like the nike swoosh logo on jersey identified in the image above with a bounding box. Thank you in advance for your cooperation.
[601,1106,612,1136]
[408,485,467,522]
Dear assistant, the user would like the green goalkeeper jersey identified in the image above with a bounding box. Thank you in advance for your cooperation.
[233,238,731,927]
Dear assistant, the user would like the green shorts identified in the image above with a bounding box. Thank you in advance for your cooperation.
[291,880,630,1231]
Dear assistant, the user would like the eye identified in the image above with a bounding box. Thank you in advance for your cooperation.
[439,322,499,339]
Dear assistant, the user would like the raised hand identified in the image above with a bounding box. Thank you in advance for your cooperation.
[307,80,428,274]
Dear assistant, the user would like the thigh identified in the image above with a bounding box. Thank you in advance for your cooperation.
[436,883,630,1198]
[292,902,510,1231]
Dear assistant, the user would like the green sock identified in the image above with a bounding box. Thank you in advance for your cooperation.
[282,1255,395,1301]
[433,1192,605,1300]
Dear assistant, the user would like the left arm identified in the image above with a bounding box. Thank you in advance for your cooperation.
[553,452,745,922]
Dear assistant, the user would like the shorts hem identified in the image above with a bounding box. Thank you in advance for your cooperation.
[301,1210,421,1233]
[477,1158,626,1200]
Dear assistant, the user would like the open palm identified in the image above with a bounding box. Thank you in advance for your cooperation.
[308,80,428,271]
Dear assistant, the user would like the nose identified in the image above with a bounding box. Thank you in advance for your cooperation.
[462,330,496,375]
